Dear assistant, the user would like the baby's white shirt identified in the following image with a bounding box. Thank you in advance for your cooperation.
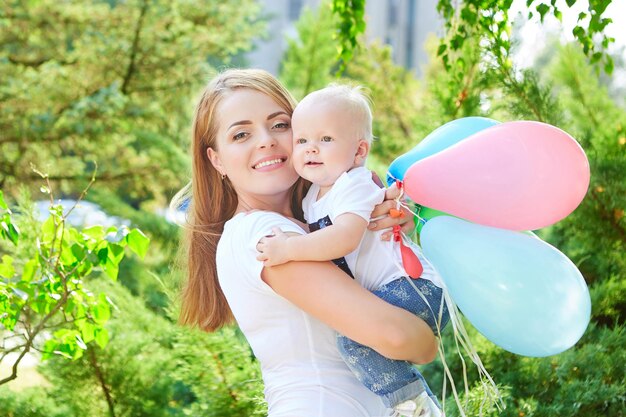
[302,166,442,291]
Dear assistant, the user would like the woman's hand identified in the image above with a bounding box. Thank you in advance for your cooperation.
[368,182,415,240]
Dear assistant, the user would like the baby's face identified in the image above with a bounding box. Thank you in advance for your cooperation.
[291,99,367,188]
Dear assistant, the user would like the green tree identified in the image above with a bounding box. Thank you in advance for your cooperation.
[541,44,626,282]
[0,184,149,387]
[0,0,263,207]
[344,42,425,164]
[330,0,617,75]
[280,2,339,100]
[35,278,265,417]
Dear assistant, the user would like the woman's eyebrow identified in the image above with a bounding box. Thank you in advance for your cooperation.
[228,120,251,129]
[227,111,288,130]
[267,111,289,120]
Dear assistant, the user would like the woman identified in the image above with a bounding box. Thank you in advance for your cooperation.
[173,69,438,417]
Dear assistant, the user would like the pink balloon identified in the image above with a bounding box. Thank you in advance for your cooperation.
[404,121,590,231]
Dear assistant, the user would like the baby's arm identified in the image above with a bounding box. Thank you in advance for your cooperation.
[256,213,367,267]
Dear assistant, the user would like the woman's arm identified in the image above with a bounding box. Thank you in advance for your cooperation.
[261,261,438,364]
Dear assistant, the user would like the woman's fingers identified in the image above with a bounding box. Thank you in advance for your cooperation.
[384,182,402,199]
[370,199,397,220]
[400,213,416,235]
[369,208,410,231]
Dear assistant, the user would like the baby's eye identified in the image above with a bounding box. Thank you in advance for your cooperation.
[233,131,248,141]
[321,136,333,142]
[296,138,307,144]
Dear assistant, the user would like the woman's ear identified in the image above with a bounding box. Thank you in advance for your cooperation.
[207,147,225,177]
[354,139,370,165]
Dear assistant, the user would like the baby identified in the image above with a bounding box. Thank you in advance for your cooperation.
[257,84,449,417]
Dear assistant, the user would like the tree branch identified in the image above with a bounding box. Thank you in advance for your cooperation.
[0,289,70,386]
[121,0,149,95]
[88,347,117,417]
[7,55,74,68]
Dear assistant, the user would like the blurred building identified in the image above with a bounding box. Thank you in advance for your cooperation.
[246,0,442,76]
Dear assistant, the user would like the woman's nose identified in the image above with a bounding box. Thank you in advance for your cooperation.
[257,130,277,148]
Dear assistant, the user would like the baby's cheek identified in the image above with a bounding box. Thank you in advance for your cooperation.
[291,147,305,166]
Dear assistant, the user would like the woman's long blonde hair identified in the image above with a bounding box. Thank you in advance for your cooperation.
[172,69,305,332]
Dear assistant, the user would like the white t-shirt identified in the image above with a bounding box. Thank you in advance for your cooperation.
[302,166,442,291]
[217,211,387,417]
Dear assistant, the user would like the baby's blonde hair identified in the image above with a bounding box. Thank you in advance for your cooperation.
[299,83,373,143]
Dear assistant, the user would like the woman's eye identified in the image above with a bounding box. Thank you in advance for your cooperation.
[273,121,290,129]
[322,136,333,142]
[233,131,248,141]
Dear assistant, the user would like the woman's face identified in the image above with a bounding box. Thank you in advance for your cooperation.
[208,88,299,208]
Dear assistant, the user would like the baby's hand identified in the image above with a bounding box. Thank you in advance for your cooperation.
[256,227,291,266]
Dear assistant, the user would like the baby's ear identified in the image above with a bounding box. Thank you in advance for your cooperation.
[354,139,370,165]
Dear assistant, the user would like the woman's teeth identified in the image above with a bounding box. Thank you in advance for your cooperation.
[254,158,283,169]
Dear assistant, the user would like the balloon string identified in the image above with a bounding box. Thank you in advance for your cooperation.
[384,174,428,231]
[387,216,505,415]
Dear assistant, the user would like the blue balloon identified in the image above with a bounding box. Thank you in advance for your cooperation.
[387,117,500,185]
[421,216,591,357]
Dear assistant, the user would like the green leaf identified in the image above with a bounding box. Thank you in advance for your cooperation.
[42,339,59,360]
[126,228,150,259]
[80,321,96,343]
[11,287,28,301]
[604,57,614,74]
[450,34,464,50]
[460,7,477,25]
[82,225,105,240]
[105,226,129,244]
[22,258,38,282]
[0,255,15,278]
[536,3,550,20]
[41,216,58,242]
[75,334,87,350]
[107,243,124,265]
[97,246,108,265]
[554,9,562,21]
[60,243,77,265]
[94,327,109,349]
[78,259,93,276]
[1,215,19,246]
[1,313,18,332]
[70,243,86,261]
[591,51,602,63]
[51,328,84,360]
[92,293,111,324]
[103,260,119,280]
[572,25,585,39]
[0,190,7,209]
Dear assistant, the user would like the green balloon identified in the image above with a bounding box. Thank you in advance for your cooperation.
[414,204,539,236]
[415,205,448,234]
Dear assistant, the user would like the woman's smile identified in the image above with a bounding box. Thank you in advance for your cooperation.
[252,155,289,170]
